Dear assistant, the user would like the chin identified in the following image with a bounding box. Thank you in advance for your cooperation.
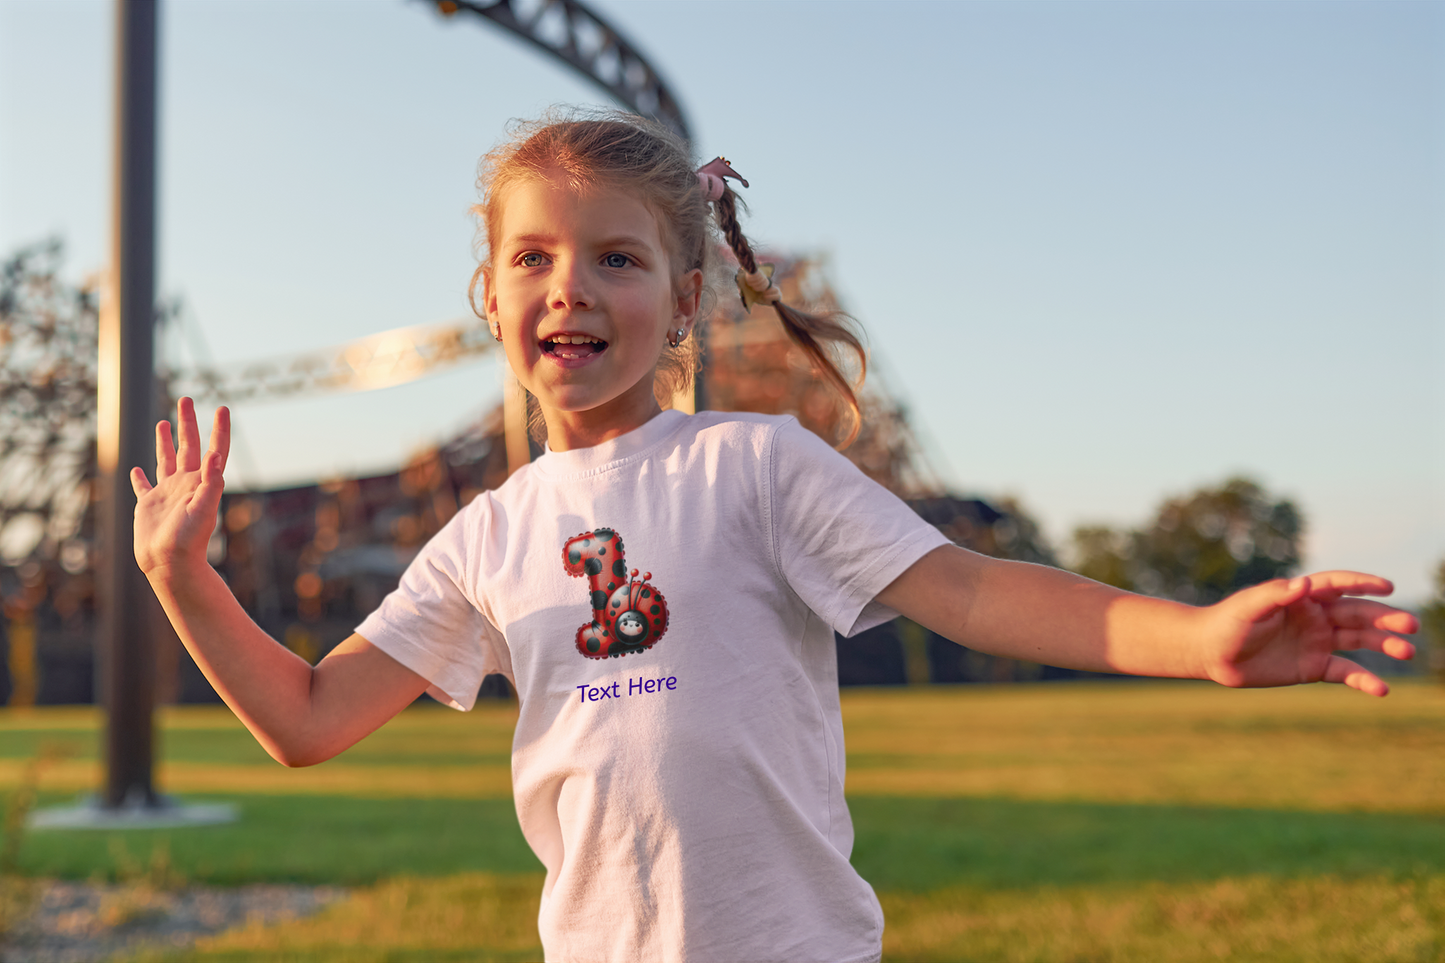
[540,389,612,414]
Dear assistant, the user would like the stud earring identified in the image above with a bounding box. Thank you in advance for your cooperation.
[667,327,686,348]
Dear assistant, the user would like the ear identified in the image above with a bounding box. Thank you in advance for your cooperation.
[673,268,703,334]
[482,269,499,324]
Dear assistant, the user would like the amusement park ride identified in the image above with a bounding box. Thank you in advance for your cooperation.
[0,0,1051,816]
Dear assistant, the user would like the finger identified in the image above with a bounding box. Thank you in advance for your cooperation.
[1324,598,1421,634]
[1331,627,1417,661]
[1299,570,1394,600]
[155,420,177,481]
[1224,576,1310,624]
[177,396,202,473]
[1321,654,1389,697]
[196,450,228,518]
[129,466,153,498]
[207,406,231,475]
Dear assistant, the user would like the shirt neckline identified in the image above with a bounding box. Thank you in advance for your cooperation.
[533,409,688,477]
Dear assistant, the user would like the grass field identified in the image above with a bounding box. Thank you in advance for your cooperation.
[1,680,1441,961]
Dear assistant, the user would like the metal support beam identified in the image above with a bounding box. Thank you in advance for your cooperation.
[168,317,498,405]
[431,0,691,142]
[97,0,159,809]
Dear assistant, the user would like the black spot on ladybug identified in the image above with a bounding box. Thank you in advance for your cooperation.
[566,528,666,661]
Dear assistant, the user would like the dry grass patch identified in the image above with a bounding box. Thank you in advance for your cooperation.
[0,703,519,800]
[843,681,1445,813]
[880,873,1445,962]
[133,872,544,963]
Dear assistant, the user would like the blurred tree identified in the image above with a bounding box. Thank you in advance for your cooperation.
[1070,525,1135,591]
[1070,477,1303,605]
[1421,559,1445,682]
[990,496,1060,568]
[0,240,101,705]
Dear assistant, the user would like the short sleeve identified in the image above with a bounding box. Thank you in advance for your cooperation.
[355,496,510,711]
[768,419,951,637]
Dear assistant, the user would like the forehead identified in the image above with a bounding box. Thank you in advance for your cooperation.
[495,175,664,249]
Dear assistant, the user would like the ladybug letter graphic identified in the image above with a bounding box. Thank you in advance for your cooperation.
[562,528,670,659]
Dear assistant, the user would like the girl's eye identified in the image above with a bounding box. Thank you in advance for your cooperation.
[519,253,546,268]
[603,253,632,269]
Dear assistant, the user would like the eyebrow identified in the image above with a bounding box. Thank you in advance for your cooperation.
[504,233,654,249]
[595,235,653,250]
[506,233,556,247]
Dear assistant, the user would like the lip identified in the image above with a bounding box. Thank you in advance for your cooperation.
[539,331,609,369]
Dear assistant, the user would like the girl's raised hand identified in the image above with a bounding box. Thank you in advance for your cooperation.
[130,398,230,578]
[1199,572,1419,697]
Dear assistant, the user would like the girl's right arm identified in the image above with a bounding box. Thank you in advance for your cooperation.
[131,399,429,767]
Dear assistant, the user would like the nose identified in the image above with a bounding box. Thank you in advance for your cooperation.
[549,257,594,311]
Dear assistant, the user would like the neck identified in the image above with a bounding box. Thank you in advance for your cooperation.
[543,394,666,452]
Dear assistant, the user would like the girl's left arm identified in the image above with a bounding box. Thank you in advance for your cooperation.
[874,546,1419,696]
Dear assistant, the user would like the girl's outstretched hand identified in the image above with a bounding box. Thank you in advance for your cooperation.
[1199,572,1418,697]
[130,398,230,578]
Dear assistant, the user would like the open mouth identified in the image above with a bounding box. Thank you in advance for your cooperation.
[542,334,608,360]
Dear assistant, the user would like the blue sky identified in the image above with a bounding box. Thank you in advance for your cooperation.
[1,0,1440,602]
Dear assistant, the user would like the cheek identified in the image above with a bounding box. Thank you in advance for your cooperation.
[627,288,678,338]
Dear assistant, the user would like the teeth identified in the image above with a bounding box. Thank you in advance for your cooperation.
[549,335,603,344]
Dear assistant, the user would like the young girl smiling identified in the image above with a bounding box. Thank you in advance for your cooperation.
[131,111,1417,963]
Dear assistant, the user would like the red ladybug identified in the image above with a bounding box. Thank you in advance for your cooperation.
[563,530,669,659]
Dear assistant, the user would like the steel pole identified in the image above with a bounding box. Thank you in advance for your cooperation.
[97,0,158,809]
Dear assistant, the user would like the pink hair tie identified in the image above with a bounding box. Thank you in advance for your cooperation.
[696,156,748,202]
[697,172,726,202]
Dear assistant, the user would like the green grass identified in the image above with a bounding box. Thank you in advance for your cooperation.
[3,681,1443,961]
[851,797,1445,892]
[0,704,514,769]
[20,795,540,885]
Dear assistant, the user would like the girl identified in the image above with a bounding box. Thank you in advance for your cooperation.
[131,111,1417,963]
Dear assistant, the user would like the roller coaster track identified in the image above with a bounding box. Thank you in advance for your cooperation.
[165,317,497,405]
[172,0,690,404]
[428,0,691,141]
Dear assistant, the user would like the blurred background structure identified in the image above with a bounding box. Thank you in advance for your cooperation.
[0,243,101,708]
[0,242,1075,704]
[10,234,1427,704]
[0,0,1439,710]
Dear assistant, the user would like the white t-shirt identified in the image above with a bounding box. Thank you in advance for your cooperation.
[358,410,950,963]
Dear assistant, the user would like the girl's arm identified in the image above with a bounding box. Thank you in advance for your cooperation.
[132,400,429,767]
[874,545,1418,696]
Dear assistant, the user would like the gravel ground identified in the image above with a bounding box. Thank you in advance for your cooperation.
[0,879,343,963]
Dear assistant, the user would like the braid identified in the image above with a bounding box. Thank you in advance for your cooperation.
[710,185,867,448]
[715,190,758,274]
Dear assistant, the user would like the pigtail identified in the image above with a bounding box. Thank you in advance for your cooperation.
[707,173,867,449]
